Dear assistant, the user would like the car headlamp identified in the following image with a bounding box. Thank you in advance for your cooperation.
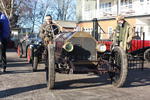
[35,41,40,45]
[29,44,33,48]
[96,44,107,52]
[63,42,74,52]
[34,39,42,45]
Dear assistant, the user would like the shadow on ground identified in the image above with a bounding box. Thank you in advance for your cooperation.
[54,68,150,90]
[8,59,28,63]
[0,68,150,97]
[0,84,46,98]
[3,70,32,74]
[7,49,16,52]
[54,74,111,90]
[7,62,30,68]
[124,68,150,87]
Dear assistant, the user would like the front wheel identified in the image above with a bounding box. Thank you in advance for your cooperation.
[32,56,38,72]
[45,44,55,90]
[27,47,33,63]
[109,47,128,87]
[17,44,22,58]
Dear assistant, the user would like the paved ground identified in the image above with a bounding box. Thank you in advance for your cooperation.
[0,50,150,100]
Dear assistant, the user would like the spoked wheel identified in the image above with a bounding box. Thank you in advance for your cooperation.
[17,44,22,58]
[45,44,55,90]
[32,51,39,72]
[109,47,128,87]
[144,48,150,62]
[32,56,38,72]
[27,47,33,63]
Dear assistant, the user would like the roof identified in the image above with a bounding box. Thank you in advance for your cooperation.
[54,20,77,28]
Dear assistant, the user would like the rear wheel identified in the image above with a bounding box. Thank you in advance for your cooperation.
[144,48,150,62]
[109,47,128,87]
[27,47,33,63]
[45,44,55,89]
[17,44,22,58]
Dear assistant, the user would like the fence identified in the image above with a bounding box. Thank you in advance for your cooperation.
[127,32,145,69]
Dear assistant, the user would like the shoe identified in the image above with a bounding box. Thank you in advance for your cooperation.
[1,68,6,73]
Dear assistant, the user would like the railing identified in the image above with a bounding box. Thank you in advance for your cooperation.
[98,7,117,18]
[128,32,145,70]
[120,2,150,16]
[82,8,117,20]
[82,2,150,20]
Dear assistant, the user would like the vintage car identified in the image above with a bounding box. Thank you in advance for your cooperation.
[31,38,44,71]
[32,31,128,90]
[98,35,150,62]
[17,33,42,63]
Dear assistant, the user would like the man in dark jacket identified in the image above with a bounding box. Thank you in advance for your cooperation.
[0,11,10,72]
[39,15,59,45]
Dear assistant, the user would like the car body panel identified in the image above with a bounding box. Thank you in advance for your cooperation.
[55,32,97,63]
[98,39,150,55]
[17,34,42,57]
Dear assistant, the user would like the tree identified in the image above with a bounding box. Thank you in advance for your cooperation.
[0,0,76,31]
[17,0,50,32]
[0,0,14,18]
[48,0,76,21]
[0,0,31,28]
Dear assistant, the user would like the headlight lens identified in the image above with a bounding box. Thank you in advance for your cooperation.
[35,41,39,44]
[97,44,107,52]
[34,40,42,45]
[29,45,33,48]
[63,42,74,52]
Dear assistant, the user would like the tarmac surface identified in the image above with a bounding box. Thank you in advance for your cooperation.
[0,50,150,100]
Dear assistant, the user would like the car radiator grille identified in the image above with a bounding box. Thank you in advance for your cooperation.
[69,37,97,61]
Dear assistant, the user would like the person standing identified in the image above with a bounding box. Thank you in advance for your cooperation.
[0,11,10,72]
[113,15,135,51]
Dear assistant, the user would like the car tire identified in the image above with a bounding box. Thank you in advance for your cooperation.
[32,56,38,72]
[144,48,150,62]
[109,46,128,87]
[27,47,33,63]
[46,44,55,90]
[17,44,23,58]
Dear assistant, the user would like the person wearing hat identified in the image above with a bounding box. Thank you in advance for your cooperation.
[38,15,60,66]
[39,15,60,45]
[112,15,135,51]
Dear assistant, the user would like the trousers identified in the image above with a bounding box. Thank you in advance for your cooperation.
[0,39,7,69]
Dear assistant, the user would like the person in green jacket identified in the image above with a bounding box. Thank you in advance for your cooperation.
[113,15,135,51]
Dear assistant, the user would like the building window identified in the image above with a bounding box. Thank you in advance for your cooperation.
[121,0,124,5]
[99,2,112,11]
[108,27,113,34]
[129,0,132,4]
[121,0,133,5]
[108,2,111,7]
[125,0,128,5]
[140,0,144,2]
[140,27,144,33]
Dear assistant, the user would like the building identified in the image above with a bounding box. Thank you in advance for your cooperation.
[11,28,32,47]
[11,28,32,37]
[55,20,76,32]
[77,0,150,40]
